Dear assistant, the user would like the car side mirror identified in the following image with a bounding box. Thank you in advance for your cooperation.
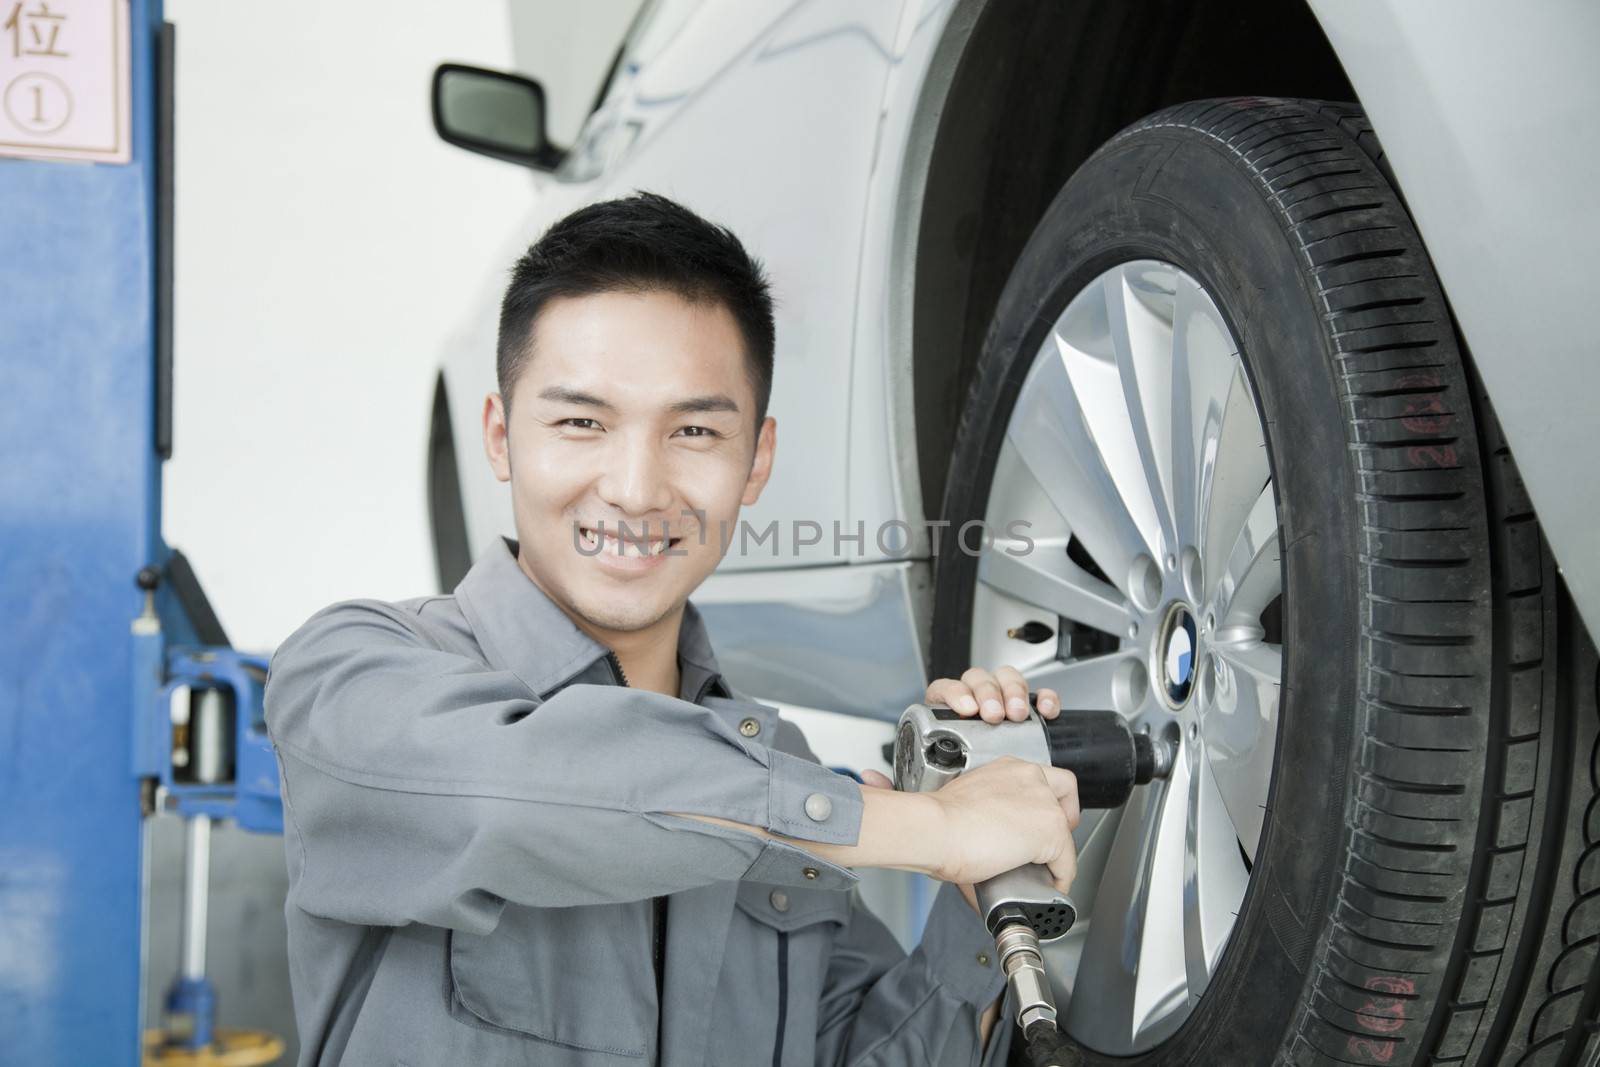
[431,63,565,172]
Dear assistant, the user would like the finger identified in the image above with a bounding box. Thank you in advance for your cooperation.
[925,678,980,716]
[1035,687,1060,719]
[994,664,1030,720]
[1045,834,1079,894]
[859,769,894,790]
[1042,765,1079,803]
[1060,790,1082,832]
[961,667,1006,723]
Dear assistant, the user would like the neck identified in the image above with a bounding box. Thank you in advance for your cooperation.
[512,543,684,696]
[589,613,682,697]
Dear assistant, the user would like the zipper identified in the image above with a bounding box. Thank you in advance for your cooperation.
[604,649,667,1061]
[772,931,789,1067]
[604,648,630,688]
[653,895,669,1054]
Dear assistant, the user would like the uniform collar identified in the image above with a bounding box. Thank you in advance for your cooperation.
[455,535,729,702]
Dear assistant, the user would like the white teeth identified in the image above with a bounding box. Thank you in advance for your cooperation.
[611,535,660,557]
[580,526,673,558]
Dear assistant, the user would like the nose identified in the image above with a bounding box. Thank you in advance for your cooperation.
[595,429,674,519]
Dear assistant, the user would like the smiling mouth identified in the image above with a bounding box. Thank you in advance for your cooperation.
[578,525,684,558]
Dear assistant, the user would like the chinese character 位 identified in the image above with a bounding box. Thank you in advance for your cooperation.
[4,2,68,59]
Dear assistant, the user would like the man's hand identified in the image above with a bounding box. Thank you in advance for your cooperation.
[858,771,986,914]
[925,665,1060,724]
[925,758,1080,891]
[859,761,1080,907]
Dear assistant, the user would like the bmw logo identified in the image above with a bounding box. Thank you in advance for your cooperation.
[1159,604,1198,707]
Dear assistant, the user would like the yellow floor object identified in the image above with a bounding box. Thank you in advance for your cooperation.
[142,1028,284,1067]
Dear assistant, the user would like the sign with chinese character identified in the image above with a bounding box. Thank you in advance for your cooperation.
[0,0,129,163]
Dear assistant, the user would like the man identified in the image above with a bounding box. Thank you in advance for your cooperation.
[264,192,1080,1066]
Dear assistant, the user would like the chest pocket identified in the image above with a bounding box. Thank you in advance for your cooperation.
[708,882,852,1067]
[449,900,655,1061]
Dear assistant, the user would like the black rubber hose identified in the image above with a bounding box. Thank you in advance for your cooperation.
[1021,1020,1083,1067]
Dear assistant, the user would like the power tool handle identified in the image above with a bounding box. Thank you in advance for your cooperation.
[975,864,1077,939]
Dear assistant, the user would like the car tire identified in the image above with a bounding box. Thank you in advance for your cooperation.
[930,97,1597,1065]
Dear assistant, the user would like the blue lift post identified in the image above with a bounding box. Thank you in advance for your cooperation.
[0,0,164,1059]
[0,2,282,1064]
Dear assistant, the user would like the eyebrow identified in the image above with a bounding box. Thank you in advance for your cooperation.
[537,386,740,417]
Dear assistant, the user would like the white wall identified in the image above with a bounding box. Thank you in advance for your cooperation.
[150,3,633,1055]
[162,0,631,653]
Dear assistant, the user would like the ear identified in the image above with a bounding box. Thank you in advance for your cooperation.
[741,416,777,506]
[483,393,512,483]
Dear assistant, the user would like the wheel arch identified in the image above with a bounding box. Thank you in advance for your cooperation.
[428,369,473,594]
[908,0,1356,525]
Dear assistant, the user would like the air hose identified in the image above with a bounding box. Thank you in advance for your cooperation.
[1020,1018,1083,1067]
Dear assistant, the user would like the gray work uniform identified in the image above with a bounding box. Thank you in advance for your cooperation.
[263,535,1017,1066]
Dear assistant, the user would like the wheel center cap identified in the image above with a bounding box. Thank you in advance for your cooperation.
[1157,602,1198,708]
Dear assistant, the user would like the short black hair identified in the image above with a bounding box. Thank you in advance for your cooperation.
[496,191,776,424]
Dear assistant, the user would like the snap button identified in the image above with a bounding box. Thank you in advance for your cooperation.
[739,717,760,738]
[977,952,991,966]
[804,792,833,821]
[803,867,819,880]
[769,890,789,912]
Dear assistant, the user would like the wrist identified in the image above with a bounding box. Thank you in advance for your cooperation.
[855,784,947,875]
[906,788,948,877]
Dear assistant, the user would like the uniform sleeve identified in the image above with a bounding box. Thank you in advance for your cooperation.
[263,599,864,933]
[814,881,1015,1066]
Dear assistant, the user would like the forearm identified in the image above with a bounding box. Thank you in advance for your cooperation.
[678,781,947,874]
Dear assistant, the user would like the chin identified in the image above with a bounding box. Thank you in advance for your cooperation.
[571,594,674,635]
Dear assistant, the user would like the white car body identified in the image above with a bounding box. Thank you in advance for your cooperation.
[436,0,1600,721]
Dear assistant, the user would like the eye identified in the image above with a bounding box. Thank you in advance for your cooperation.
[559,417,602,431]
[676,425,721,439]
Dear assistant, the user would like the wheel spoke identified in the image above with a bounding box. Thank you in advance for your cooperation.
[1026,652,1143,715]
[1011,304,1157,599]
[1183,743,1251,999]
[1205,641,1282,860]
[1216,636,1283,684]
[1104,266,1178,560]
[1211,481,1281,627]
[1170,274,1241,552]
[1196,367,1269,598]
[1041,804,1121,1003]
[977,541,1132,638]
[1063,752,1189,1052]
[1061,806,1121,924]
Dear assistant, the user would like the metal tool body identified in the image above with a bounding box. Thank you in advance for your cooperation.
[892,700,1173,1057]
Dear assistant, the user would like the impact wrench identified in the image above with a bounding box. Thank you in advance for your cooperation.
[893,699,1176,1067]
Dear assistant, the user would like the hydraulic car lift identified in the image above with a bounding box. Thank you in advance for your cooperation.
[0,3,282,1064]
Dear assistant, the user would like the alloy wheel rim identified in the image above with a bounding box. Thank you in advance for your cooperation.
[969,260,1284,1055]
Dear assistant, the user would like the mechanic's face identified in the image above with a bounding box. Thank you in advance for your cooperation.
[483,288,776,642]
